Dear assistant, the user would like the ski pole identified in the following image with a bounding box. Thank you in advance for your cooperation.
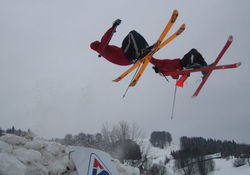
[122,64,141,98]
[171,84,178,120]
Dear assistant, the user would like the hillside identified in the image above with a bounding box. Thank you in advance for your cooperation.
[143,139,250,175]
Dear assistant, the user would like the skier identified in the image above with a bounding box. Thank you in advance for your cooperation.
[90,19,207,79]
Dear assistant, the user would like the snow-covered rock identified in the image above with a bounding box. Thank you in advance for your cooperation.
[44,141,66,157]
[24,139,48,150]
[13,147,41,164]
[0,134,28,145]
[0,153,26,175]
[25,161,49,175]
[0,140,13,153]
[0,134,76,175]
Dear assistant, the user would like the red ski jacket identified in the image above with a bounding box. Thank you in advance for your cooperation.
[90,27,183,79]
[150,58,183,79]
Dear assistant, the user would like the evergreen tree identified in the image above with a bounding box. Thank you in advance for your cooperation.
[150,131,172,149]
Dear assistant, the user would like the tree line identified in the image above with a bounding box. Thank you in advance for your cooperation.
[0,126,32,137]
[172,136,250,159]
[171,136,250,175]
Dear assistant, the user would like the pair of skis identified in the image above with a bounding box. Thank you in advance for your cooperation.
[169,35,240,97]
[113,9,185,87]
[170,35,240,119]
[190,35,240,97]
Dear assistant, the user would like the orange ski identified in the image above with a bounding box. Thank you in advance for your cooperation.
[129,24,186,87]
[113,9,180,83]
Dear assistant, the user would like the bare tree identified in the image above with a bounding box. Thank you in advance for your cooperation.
[101,121,144,145]
[101,123,114,152]
[100,121,145,162]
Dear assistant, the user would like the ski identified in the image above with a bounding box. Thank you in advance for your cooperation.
[192,35,234,97]
[130,24,185,87]
[164,62,241,76]
[113,54,147,82]
[113,9,184,85]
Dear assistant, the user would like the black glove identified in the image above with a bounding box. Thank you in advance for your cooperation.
[152,66,159,73]
[112,19,122,29]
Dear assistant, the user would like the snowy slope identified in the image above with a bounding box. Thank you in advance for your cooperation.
[212,159,250,175]
[145,140,250,175]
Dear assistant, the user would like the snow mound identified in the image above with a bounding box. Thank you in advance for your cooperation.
[0,153,26,175]
[0,140,13,153]
[0,134,75,175]
[1,134,28,145]
[0,134,139,175]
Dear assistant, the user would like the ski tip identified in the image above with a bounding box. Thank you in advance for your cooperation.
[176,24,186,35]
[228,35,233,42]
[171,10,179,23]
[180,24,186,31]
[236,62,242,67]
[129,81,136,87]
[113,78,120,82]
[173,9,178,14]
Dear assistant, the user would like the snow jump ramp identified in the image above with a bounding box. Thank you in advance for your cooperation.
[69,146,119,175]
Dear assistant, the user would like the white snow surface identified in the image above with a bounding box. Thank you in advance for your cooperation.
[212,159,250,175]
[0,134,250,175]
[0,134,139,175]
[113,159,140,175]
[143,139,250,175]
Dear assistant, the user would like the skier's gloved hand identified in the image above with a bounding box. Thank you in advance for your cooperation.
[152,66,159,73]
[112,19,122,29]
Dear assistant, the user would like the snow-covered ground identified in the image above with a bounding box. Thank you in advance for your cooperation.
[0,134,139,175]
[0,134,250,175]
[144,139,250,175]
[212,159,250,175]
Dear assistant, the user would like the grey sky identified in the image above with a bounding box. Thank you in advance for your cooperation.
[0,0,250,144]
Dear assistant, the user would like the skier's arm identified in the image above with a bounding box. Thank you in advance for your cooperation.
[99,27,115,50]
[99,20,121,51]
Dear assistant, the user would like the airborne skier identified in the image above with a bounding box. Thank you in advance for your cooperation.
[90,18,208,80]
[90,10,240,97]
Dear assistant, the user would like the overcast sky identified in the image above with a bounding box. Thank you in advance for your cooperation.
[0,0,250,144]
